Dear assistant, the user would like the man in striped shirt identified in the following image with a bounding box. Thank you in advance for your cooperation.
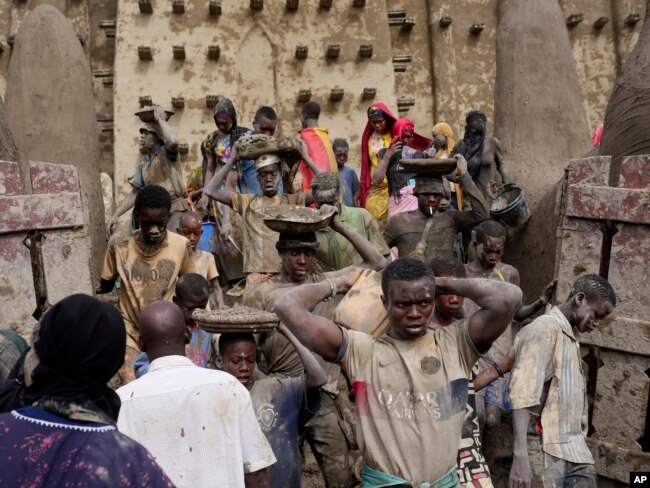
[508,274,616,488]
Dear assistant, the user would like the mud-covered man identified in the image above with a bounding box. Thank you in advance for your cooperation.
[108,105,189,233]
[97,184,196,383]
[465,219,556,466]
[384,154,489,262]
[274,257,522,487]
[311,172,389,271]
[453,110,514,201]
[243,206,387,487]
[508,275,616,488]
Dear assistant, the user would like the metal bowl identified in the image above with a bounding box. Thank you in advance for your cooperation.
[135,106,174,123]
[399,158,457,176]
[260,205,336,233]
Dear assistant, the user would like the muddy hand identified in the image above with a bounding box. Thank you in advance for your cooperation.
[152,105,166,121]
[454,154,468,175]
[540,279,557,305]
[333,267,364,294]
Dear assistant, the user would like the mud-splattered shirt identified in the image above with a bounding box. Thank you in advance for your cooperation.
[117,355,276,488]
[250,376,320,488]
[101,231,196,349]
[194,249,219,281]
[509,307,593,464]
[0,406,173,487]
[231,192,306,274]
[336,320,480,485]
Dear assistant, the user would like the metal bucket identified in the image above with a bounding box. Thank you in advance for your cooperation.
[490,186,530,227]
[197,222,216,252]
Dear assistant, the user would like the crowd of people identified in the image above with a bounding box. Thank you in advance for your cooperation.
[0,98,618,488]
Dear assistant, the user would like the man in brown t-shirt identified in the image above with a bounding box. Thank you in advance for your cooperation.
[203,151,321,288]
[383,155,489,263]
[274,257,522,487]
[97,185,196,383]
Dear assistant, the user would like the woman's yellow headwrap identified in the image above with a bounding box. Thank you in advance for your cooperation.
[432,122,456,156]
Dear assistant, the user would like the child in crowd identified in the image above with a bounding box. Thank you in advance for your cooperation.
[176,211,224,309]
[134,273,217,377]
[332,138,360,207]
[97,184,196,383]
[219,323,326,488]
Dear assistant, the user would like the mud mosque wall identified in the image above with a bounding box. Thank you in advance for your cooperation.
[0,0,646,205]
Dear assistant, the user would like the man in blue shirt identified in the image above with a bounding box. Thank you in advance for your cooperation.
[239,106,284,195]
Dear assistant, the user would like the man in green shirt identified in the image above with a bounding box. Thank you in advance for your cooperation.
[311,172,390,271]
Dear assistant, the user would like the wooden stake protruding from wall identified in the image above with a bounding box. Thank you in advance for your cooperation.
[138,0,152,14]
[208,45,221,61]
[173,45,185,60]
[209,0,222,15]
[566,13,583,28]
[297,89,312,103]
[138,46,152,60]
[172,0,185,14]
[330,88,344,102]
[359,44,373,58]
[362,87,377,100]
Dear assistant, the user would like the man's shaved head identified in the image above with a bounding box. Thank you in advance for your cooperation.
[179,211,202,229]
[139,301,187,361]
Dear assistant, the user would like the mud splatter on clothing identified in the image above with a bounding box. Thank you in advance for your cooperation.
[0,406,173,487]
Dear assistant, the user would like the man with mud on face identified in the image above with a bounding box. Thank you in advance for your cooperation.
[97,184,197,384]
[383,154,489,264]
[452,110,515,202]
[509,275,616,488]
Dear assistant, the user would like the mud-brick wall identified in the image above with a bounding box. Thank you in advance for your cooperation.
[426,0,499,138]
[385,0,435,135]
[112,0,397,210]
[558,0,645,133]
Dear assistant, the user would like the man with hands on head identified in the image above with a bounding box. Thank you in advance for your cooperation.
[274,257,522,487]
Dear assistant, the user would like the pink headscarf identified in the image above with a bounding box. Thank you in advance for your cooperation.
[592,123,604,147]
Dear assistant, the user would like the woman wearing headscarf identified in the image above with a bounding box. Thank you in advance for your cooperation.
[0,294,173,487]
[360,103,396,222]
[198,98,250,284]
[426,122,463,209]
[371,117,431,217]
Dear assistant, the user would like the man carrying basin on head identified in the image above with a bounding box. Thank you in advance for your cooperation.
[383,154,489,263]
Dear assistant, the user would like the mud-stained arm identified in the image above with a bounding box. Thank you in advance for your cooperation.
[273,268,364,362]
[509,409,532,488]
[107,189,138,236]
[245,469,269,488]
[371,144,400,186]
[494,138,514,187]
[323,205,387,271]
[277,322,327,389]
[202,150,238,206]
[153,105,179,154]
[435,277,521,352]
[473,348,515,390]
[453,155,490,231]
[514,279,556,323]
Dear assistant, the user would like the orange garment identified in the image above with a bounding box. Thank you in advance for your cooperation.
[299,127,338,191]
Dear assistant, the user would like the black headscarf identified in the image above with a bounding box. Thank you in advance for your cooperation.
[0,294,126,422]
[460,110,487,180]
[213,98,250,146]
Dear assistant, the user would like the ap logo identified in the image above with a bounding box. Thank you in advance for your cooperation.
[631,472,650,486]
